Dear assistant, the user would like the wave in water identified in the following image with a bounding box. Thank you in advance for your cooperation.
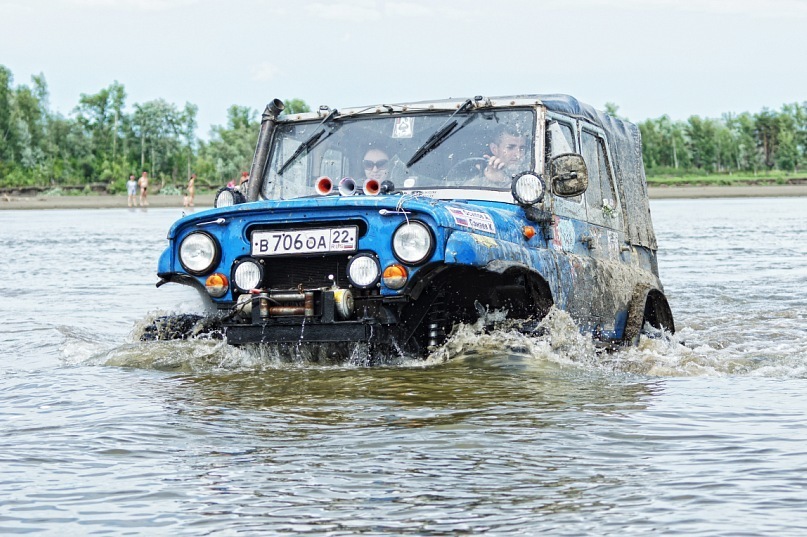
[61,308,807,378]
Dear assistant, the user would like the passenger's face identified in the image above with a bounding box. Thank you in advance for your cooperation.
[363,149,390,181]
[490,134,527,171]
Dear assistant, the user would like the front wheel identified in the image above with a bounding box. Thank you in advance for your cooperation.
[140,314,223,341]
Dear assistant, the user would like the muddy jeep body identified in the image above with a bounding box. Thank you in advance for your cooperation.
[153,94,674,354]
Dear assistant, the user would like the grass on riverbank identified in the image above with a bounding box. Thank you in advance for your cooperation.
[646,168,805,186]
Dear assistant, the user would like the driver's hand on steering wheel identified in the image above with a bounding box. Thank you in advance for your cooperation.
[482,154,511,185]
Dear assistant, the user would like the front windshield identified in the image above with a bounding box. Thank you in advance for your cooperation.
[262,108,535,200]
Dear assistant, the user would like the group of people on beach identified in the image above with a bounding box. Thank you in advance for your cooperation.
[126,171,250,208]
[126,172,150,207]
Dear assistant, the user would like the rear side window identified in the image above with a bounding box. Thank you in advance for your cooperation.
[581,130,621,230]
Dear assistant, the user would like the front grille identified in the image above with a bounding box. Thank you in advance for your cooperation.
[263,254,351,289]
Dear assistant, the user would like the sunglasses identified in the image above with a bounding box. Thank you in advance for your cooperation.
[363,159,389,170]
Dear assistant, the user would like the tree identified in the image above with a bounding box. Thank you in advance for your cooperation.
[198,105,259,183]
[283,98,311,115]
[754,108,780,169]
[0,65,15,164]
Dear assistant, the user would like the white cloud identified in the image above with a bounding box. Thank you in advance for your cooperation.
[575,0,807,18]
[385,2,435,18]
[65,0,198,10]
[305,1,382,22]
[250,62,281,82]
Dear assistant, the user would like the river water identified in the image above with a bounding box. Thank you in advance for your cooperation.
[1,197,806,535]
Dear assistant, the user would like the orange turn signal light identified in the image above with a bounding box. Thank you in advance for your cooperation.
[382,264,408,290]
[522,226,536,240]
[205,272,229,297]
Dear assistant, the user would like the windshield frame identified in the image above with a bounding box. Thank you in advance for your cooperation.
[260,104,543,203]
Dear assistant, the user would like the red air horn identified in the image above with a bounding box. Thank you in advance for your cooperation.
[315,176,333,195]
[363,178,380,195]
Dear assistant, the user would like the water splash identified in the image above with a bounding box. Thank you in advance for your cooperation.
[60,305,807,378]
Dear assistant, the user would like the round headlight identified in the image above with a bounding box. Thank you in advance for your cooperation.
[392,221,433,265]
[214,187,246,208]
[233,259,263,292]
[511,172,545,206]
[347,254,380,288]
[179,232,219,275]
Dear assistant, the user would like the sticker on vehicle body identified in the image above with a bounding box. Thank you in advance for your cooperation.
[472,234,499,248]
[607,231,620,258]
[552,217,575,252]
[447,207,496,234]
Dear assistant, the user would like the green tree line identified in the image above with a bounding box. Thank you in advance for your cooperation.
[0,65,309,193]
[605,102,806,176]
[2,65,804,193]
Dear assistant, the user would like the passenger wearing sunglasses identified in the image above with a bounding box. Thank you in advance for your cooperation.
[362,147,390,183]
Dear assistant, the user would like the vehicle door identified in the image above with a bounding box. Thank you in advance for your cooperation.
[543,113,593,321]
[578,124,630,334]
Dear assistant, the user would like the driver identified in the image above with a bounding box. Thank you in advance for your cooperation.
[467,125,529,187]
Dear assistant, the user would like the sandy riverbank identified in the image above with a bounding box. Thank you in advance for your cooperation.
[1,184,806,210]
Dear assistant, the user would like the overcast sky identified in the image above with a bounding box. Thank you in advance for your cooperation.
[2,0,806,138]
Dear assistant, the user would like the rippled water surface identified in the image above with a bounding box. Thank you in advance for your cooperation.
[1,198,806,535]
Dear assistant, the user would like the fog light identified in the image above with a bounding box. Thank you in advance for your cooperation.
[233,259,263,292]
[205,273,229,297]
[347,254,380,288]
[382,264,408,290]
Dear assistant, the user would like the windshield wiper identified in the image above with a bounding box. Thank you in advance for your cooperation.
[405,98,475,168]
[278,109,340,175]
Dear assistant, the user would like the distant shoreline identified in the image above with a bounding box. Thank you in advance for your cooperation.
[2,184,806,210]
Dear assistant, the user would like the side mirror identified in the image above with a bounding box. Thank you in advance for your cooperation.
[549,153,588,197]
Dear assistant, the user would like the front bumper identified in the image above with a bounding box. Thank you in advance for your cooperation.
[224,320,388,345]
[221,287,406,346]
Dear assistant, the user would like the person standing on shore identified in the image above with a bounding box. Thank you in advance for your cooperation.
[184,173,196,208]
[138,171,149,206]
[126,175,137,207]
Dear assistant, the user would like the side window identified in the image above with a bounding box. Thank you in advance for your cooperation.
[547,119,585,219]
[581,130,622,229]
[546,120,574,159]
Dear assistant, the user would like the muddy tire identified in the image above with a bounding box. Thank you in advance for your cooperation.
[140,314,223,341]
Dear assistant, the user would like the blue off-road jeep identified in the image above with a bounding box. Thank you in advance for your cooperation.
[147,95,674,356]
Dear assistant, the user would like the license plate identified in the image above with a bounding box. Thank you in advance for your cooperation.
[251,227,357,256]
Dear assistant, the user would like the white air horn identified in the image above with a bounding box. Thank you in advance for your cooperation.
[363,178,380,196]
[338,177,357,196]
[315,176,333,195]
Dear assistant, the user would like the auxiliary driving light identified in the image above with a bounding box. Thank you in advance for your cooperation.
[511,172,546,206]
[205,273,229,297]
[233,259,263,292]
[214,187,246,208]
[382,264,408,290]
[347,254,380,288]
[179,232,219,275]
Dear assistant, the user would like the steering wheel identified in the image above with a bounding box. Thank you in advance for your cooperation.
[446,157,488,183]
